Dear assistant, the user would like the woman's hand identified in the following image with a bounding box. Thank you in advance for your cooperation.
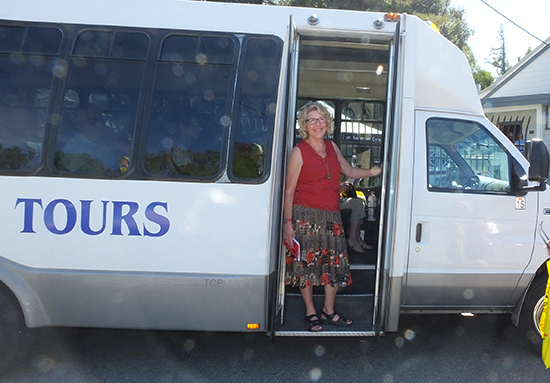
[370,166,382,177]
[283,221,295,247]
[339,181,352,193]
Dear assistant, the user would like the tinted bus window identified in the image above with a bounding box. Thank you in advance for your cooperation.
[0,25,25,52]
[0,25,61,171]
[230,37,281,180]
[73,30,112,57]
[23,27,62,54]
[143,34,236,179]
[54,29,146,176]
[73,30,149,59]
[112,31,149,59]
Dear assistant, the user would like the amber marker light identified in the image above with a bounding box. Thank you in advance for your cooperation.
[384,13,399,22]
[247,323,260,330]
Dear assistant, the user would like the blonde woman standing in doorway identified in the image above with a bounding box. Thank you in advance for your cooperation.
[283,101,382,332]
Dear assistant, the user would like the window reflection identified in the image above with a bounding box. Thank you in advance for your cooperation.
[143,33,235,179]
[0,25,61,171]
[427,118,511,193]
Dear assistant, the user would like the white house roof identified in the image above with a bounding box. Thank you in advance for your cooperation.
[480,36,550,108]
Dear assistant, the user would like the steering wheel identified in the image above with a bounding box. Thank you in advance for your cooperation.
[464,174,480,190]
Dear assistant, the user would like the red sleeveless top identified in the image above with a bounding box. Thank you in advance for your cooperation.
[293,139,341,212]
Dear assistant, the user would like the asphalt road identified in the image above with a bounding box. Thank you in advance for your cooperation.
[1,314,549,382]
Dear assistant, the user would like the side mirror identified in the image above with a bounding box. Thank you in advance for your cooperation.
[526,139,550,182]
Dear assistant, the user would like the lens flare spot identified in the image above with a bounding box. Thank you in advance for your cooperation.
[220,115,231,127]
[314,345,325,357]
[35,355,56,372]
[404,329,415,340]
[463,289,475,300]
[184,339,195,351]
[196,53,207,65]
[172,65,184,77]
[309,367,322,381]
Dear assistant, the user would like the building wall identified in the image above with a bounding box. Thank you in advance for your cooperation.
[484,104,541,140]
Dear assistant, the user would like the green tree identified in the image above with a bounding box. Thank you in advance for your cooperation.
[488,24,511,76]
[472,67,494,91]
[421,3,472,51]
[517,46,532,63]
[207,0,277,3]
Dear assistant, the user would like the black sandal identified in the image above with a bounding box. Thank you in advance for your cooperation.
[305,314,323,332]
[320,311,352,327]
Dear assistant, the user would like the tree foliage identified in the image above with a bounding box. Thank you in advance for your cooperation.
[473,67,494,91]
[517,47,532,64]
[206,0,278,4]
[488,24,511,77]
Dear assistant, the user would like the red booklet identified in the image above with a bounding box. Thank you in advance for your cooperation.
[285,238,301,260]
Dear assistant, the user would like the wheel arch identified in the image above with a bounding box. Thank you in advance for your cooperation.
[0,257,49,328]
[511,260,549,326]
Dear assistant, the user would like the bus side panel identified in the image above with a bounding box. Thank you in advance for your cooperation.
[0,177,274,331]
[0,257,267,331]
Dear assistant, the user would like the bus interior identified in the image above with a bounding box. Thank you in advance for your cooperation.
[277,32,393,335]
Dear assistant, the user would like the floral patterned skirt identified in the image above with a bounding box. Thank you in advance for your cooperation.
[285,205,352,289]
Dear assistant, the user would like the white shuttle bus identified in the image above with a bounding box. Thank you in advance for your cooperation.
[1,0,550,369]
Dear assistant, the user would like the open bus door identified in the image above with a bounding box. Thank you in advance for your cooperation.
[274,15,398,336]
[269,15,300,339]
[374,15,402,339]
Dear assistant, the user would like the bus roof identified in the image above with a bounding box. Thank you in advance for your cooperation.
[1,0,396,37]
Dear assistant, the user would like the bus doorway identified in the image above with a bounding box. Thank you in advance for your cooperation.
[275,32,393,335]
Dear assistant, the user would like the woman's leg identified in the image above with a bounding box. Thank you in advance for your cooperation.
[348,220,361,243]
[344,198,366,245]
[322,284,338,315]
[321,284,352,325]
[301,285,322,331]
[300,285,317,316]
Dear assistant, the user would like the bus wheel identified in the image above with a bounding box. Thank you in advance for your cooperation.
[0,287,28,375]
[517,274,546,352]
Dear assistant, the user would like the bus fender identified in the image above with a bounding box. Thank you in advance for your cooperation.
[0,257,48,328]
[511,262,548,326]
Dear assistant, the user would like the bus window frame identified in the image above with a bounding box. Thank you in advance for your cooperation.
[227,35,283,184]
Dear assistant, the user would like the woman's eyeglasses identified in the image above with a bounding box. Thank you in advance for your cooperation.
[305,117,326,125]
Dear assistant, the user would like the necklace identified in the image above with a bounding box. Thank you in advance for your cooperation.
[306,140,330,179]
[322,155,331,180]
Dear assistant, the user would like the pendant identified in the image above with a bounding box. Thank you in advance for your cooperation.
[327,172,331,180]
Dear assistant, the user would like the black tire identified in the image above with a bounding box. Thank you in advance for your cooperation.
[517,272,547,352]
[0,287,29,375]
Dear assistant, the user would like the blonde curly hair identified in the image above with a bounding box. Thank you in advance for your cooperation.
[297,101,334,139]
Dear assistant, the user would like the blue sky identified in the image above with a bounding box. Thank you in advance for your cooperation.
[450,0,550,75]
